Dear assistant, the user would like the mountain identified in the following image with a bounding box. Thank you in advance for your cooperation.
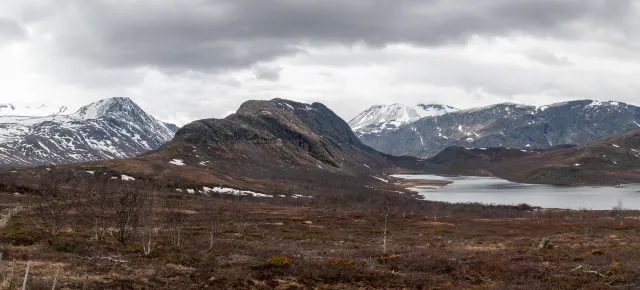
[163,122,179,132]
[348,103,458,136]
[81,98,424,196]
[496,127,640,185]
[355,100,640,157]
[0,97,175,167]
[0,103,69,116]
[422,128,640,186]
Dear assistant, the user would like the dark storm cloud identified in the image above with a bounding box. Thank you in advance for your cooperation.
[0,18,25,43]
[27,0,635,72]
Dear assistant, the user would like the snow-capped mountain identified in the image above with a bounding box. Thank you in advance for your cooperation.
[355,100,640,157]
[0,103,70,116]
[348,103,459,136]
[0,97,175,167]
[416,104,459,117]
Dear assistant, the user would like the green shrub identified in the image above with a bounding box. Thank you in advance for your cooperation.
[3,229,46,246]
[48,239,74,253]
[266,256,292,267]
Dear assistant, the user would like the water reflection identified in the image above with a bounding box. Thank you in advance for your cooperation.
[393,174,640,210]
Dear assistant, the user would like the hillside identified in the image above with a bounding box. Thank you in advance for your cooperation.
[79,98,425,196]
[356,100,640,157]
[349,103,458,136]
[420,128,640,185]
[0,97,174,167]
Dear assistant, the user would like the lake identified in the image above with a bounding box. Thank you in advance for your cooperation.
[392,174,640,210]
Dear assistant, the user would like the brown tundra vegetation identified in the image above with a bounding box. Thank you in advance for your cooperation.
[0,170,640,289]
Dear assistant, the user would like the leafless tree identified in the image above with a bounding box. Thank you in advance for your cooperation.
[579,207,595,243]
[164,196,188,247]
[140,191,159,256]
[79,177,112,241]
[229,194,248,236]
[31,172,77,235]
[204,196,224,251]
[612,198,626,226]
[381,192,392,254]
[111,183,144,244]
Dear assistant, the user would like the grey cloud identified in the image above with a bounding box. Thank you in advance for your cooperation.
[0,18,25,43]
[526,49,573,66]
[254,66,283,81]
[24,0,636,72]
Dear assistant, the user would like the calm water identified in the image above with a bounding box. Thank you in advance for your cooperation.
[393,174,640,210]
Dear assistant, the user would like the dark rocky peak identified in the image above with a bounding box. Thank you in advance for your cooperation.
[236,98,361,146]
[164,122,179,132]
[237,98,317,114]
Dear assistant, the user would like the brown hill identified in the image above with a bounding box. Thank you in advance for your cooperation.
[71,98,426,196]
[422,129,640,185]
[498,128,640,185]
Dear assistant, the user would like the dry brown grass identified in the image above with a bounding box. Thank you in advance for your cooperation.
[0,195,638,289]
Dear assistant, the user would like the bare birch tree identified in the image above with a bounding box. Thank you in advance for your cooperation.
[31,172,77,235]
[140,191,158,256]
[204,195,224,250]
[112,183,143,244]
[164,196,187,247]
[381,192,392,254]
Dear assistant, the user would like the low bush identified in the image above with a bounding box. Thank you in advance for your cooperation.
[266,256,292,267]
[2,228,46,246]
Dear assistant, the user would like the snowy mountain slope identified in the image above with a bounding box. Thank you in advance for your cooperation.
[0,97,175,167]
[356,100,640,157]
[0,103,69,116]
[416,104,459,117]
[348,103,459,136]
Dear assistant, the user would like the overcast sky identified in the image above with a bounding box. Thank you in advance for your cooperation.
[1,0,639,125]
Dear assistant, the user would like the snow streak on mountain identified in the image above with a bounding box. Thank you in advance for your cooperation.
[352,100,640,157]
[348,103,459,136]
[0,97,175,167]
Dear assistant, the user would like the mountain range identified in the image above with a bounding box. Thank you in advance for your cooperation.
[73,98,423,196]
[3,96,640,189]
[0,97,175,167]
[351,100,640,157]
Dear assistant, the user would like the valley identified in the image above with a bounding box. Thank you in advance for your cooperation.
[1,97,639,289]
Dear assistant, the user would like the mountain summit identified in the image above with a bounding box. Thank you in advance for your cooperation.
[0,97,174,167]
[349,103,458,136]
[92,98,422,196]
[355,100,640,157]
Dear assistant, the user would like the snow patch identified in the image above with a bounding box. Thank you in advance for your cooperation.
[169,159,185,166]
[202,186,272,198]
[372,176,389,183]
[121,174,135,181]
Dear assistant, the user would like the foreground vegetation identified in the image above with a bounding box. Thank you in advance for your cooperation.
[0,171,639,289]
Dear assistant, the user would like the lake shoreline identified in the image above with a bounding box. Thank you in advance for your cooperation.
[392,174,640,210]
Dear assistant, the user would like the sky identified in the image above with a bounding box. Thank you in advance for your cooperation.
[1,0,639,126]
